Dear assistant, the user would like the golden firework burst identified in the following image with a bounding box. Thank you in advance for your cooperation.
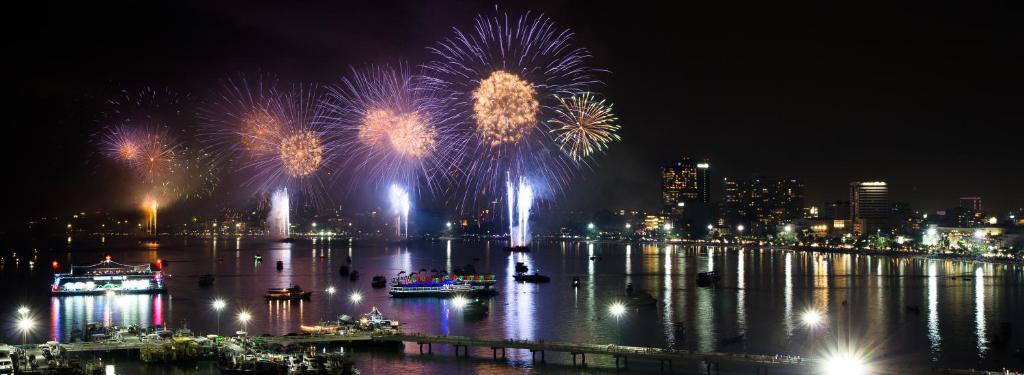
[388,112,436,157]
[278,131,323,178]
[550,93,620,161]
[240,109,284,155]
[358,108,395,147]
[472,71,539,146]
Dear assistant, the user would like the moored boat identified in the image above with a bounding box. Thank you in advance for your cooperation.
[513,273,551,283]
[697,270,721,286]
[389,275,496,298]
[371,275,387,288]
[51,256,166,295]
[264,285,312,300]
[198,274,215,287]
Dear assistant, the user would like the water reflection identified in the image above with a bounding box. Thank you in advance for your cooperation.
[783,252,793,338]
[504,252,534,340]
[975,266,987,355]
[928,261,941,360]
[50,294,162,342]
[737,249,746,335]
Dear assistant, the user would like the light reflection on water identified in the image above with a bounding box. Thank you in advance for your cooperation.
[0,238,1018,372]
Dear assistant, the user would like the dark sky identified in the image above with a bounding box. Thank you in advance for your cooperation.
[7,1,1024,225]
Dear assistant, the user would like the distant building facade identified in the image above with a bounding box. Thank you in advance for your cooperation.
[660,157,711,214]
[850,181,890,234]
[722,176,805,234]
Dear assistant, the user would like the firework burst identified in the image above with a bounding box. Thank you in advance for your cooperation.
[322,64,460,193]
[550,93,620,161]
[200,74,334,203]
[423,10,601,201]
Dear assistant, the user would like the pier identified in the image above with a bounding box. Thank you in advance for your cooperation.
[387,333,810,373]
[51,332,808,372]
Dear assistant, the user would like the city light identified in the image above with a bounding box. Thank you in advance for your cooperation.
[784,224,793,233]
[663,223,672,231]
[624,223,631,229]
[350,292,363,303]
[821,352,869,375]
[16,316,35,344]
[446,222,452,228]
[987,216,997,225]
[800,308,824,328]
[707,224,714,230]
[608,302,626,317]
[326,286,336,295]
[587,222,595,230]
[451,295,469,309]
[974,229,986,239]
[237,311,252,332]
[737,224,745,232]
[212,299,226,311]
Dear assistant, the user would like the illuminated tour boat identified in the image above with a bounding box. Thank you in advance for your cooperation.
[51,256,165,294]
[388,274,497,298]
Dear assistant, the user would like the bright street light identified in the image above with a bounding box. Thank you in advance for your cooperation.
[451,295,469,309]
[737,225,745,232]
[350,292,363,303]
[707,224,714,231]
[587,223,595,230]
[800,308,824,328]
[212,299,226,333]
[17,306,29,316]
[784,224,793,233]
[237,311,251,332]
[326,286,336,295]
[821,351,868,375]
[16,317,35,344]
[609,302,626,318]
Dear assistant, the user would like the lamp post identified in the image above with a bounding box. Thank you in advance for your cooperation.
[237,311,251,334]
[16,316,34,345]
[326,287,336,319]
[350,291,363,304]
[212,299,226,333]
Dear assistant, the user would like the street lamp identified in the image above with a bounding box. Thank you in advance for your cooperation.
[16,316,35,345]
[587,222,595,230]
[17,306,29,317]
[737,224,745,233]
[800,308,824,328]
[349,291,363,304]
[212,299,226,333]
[784,224,793,233]
[609,302,626,318]
[237,311,251,333]
[325,287,336,319]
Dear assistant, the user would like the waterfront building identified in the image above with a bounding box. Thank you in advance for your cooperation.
[661,157,711,214]
[722,176,805,235]
[850,181,890,235]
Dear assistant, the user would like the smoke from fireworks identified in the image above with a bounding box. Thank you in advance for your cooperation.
[322,65,459,192]
[550,93,620,161]
[423,10,600,200]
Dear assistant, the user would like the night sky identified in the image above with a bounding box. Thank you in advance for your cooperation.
[7,1,1024,227]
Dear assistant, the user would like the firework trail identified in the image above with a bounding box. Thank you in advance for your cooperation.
[422,10,602,203]
[321,64,463,193]
[550,92,620,161]
[199,74,334,204]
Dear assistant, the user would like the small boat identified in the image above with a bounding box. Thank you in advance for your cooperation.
[275,261,283,270]
[513,273,551,283]
[198,274,215,287]
[265,285,312,300]
[339,265,350,275]
[462,298,489,315]
[349,270,360,281]
[371,275,387,288]
[906,305,921,314]
[504,246,531,252]
[720,334,744,346]
[572,276,581,288]
[514,262,529,274]
[697,270,720,286]
[277,238,295,243]
[345,255,352,264]
[622,290,657,307]
[253,255,263,263]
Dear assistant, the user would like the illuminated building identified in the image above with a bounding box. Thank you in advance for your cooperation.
[850,181,890,234]
[959,196,983,211]
[722,176,805,235]
[660,157,711,214]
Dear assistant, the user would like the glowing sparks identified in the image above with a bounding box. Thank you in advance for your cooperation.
[278,131,323,178]
[472,71,539,146]
[358,108,395,148]
[550,93,620,160]
[240,109,284,155]
[389,111,436,157]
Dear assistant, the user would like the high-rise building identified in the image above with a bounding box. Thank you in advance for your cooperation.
[661,157,711,214]
[722,176,805,234]
[959,196,982,212]
[850,181,890,234]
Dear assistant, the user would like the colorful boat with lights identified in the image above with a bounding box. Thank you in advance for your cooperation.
[51,256,165,295]
[388,274,497,298]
